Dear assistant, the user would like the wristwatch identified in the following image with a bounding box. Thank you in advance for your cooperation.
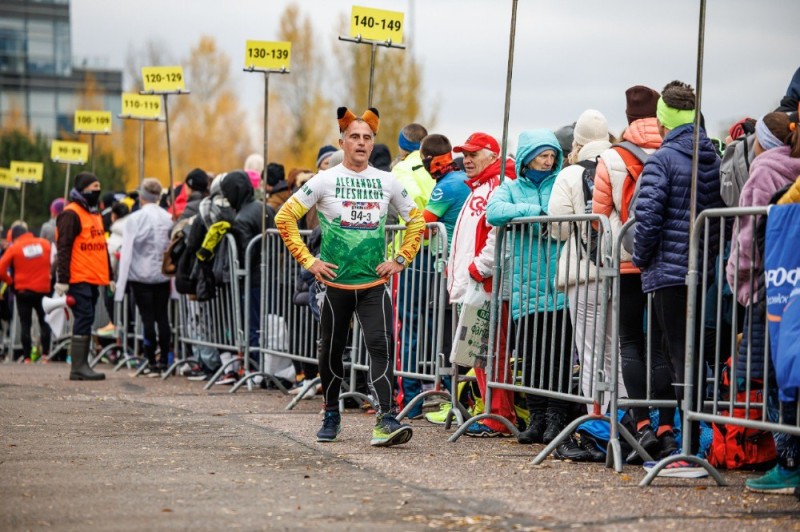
[394,255,407,268]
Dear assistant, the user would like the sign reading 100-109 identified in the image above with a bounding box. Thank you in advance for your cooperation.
[244,40,291,71]
[350,6,404,44]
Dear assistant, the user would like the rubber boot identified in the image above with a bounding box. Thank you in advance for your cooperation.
[69,335,105,381]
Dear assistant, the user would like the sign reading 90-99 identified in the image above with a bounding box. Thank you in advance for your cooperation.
[244,40,292,71]
[350,6,404,44]
[74,110,112,134]
[51,140,89,165]
[141,65,186,93]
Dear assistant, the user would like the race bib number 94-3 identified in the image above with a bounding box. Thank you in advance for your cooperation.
[340,201,380,230]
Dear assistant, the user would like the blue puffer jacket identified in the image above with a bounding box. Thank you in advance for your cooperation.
[632,124,723,293]
[487,129,566,320]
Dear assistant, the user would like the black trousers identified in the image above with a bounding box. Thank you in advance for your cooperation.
[16,290,50,358]
[318,283,393,414]
[130,282,172,367]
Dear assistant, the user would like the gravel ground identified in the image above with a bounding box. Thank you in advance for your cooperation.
[1,362,798,531]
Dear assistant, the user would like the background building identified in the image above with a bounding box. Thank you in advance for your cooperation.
[0,0,122,137]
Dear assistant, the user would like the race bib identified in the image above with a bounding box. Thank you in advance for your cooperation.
[22,243,44,259]
[340,201,380,230]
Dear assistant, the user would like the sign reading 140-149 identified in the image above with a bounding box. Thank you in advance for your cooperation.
[121,93,162,119]
[244,40,292,71]
[51,140,89,165]
[141,66,186,93]
[350,6,404,44]
[74,110,112,134]
[10,161,44,183]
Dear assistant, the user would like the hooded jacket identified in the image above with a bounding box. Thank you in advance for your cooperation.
[632,123,723,293]
[220,170,276,286]
[486,130,565,319]
[593,117,662,273]
[726,146,800,306]
[549,138,611,288]
[446,156,515,303]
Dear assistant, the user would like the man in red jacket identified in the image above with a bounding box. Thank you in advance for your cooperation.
[0,224,52,362]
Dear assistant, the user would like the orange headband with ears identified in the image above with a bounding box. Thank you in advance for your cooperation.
[337,107,380,134]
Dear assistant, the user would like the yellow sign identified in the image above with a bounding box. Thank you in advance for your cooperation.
[10,161,44,183]
[51,140,89,164]
[244,40,292,71]
[121,93,162,119]
[0,168,21,190]
[141,65,186,93]
[74,110,112,134]
[350,6,404,44]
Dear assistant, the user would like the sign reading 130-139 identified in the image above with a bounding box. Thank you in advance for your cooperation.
[244,41,291,70]
[350,6,404,44]
[141,66,186,93]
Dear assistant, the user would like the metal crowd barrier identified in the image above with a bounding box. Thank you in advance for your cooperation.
[448,214,631,465]
[387,223,459,422]
[89,291,143,371]
[641,206,800,485]
[166,234,246,389]
[233,229,319,395]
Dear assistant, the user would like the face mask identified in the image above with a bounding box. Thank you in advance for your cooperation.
[82,190,101,207]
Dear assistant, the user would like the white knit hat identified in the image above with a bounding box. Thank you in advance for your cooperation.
[573,109,609,146]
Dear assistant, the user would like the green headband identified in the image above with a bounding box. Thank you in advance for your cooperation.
[656,97,695,130]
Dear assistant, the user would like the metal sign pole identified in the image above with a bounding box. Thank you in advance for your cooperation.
[498,0,518,184]
[139,119,145,188]
[162,95,176,217]
[1,189,7,229]
[338,36,406,109]
[63,162,71,200]
[90,134,96,174]
[19,182,26,221]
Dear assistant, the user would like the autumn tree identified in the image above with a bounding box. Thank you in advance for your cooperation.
[268,4,337,171]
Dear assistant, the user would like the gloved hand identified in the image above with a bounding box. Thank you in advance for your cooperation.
[108,281,116,294]
[55,283,69,297]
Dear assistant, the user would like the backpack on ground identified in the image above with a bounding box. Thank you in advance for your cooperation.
[613,141,650,254]
[707,358,777,470]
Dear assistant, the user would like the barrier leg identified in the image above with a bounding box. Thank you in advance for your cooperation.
[396,389,450,421]
[639,453,727,486]
[285,376,321,411]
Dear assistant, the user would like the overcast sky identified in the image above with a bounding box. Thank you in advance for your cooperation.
[72,0,799,155]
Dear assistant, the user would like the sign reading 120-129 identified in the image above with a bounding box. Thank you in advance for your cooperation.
[141,66,186,93]
[350,6,404,44]
[244,40,291,70]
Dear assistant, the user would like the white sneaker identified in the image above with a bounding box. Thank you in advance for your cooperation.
[289,381,318,399]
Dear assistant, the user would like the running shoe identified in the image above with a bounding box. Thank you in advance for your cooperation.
[317,411,341,442]
[425,403,453,425]
[464,421,511,438]
[370,413,413,447]
[745,464,800,494]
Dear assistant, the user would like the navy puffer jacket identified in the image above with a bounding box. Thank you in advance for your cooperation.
[632,124,723,293]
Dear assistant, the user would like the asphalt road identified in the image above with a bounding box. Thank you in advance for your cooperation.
[1,363,798,531]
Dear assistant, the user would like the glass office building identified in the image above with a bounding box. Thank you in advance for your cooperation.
[0,0,122,137]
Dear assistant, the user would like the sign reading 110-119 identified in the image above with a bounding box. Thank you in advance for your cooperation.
[350,6,404,44]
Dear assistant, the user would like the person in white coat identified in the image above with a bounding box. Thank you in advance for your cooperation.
[115,178,174,375]
[548,109,627,409]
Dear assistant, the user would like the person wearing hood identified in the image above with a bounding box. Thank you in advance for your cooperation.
[549,109,629,425]
[55,172,112,381]
[265,163,291,211]
[487,129,573,446]
[0,223,52,362]
[40,198,65,244]
[220,169,276,370]
[179,168,210,223]
[632,81,723,477]
[316,145,337,172]
[448,131,517,438]
[115,178,174,376]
